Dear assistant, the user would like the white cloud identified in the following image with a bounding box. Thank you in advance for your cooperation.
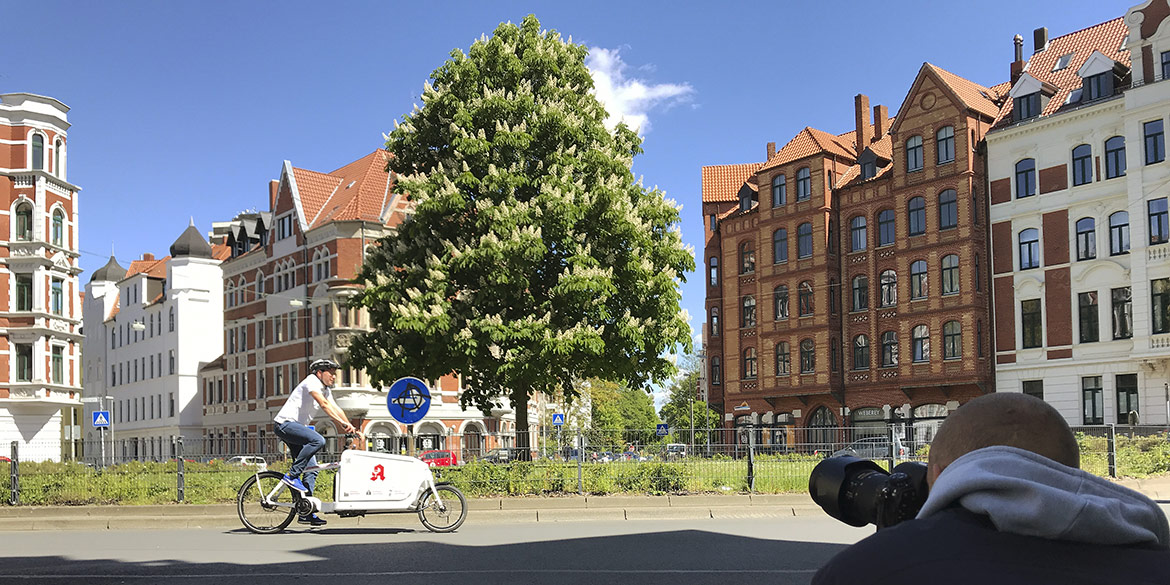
[586,47,693,134]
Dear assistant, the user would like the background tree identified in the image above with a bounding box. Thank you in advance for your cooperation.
[658,358,721,447]
[347,15,694,460]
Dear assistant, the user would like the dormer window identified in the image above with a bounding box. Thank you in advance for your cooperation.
[739,190,752,212]
[1014,93,1042,120]
[1084,72,1112,101]
[1052,53,1073,72]
[861,160,876,179]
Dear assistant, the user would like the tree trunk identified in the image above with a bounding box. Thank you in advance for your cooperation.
[511,385,532,461]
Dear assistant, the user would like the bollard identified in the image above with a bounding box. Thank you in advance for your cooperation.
[9,441,19,506]
[175,437,185,503]
[1107,424,1117,478]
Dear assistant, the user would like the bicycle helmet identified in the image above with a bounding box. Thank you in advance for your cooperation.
[309,358,341,373]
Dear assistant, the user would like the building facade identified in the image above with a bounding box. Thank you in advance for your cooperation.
[0,93,83,462]
[988,4,1170,426]
[201,151,535,460]
[81,225,228,461]
[703,65,1003,448]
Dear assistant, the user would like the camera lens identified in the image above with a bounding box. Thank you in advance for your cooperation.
[809,456,928,528]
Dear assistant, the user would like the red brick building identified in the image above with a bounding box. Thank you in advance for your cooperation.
[703,65,1003,448]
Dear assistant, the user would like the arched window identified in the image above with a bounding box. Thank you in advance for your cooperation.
[808,406,836,453]
[880,269,897,307]
[55,139,64,177]
[910,259,928,299]
[1019,228,1040,269]
[829,278,839,315]
[1076,217,1096,260]
[740,241,755,274]
[908,197,925,236]
[743,347,758,379]
[850,216,867,252]
[709,257,718,286]
[709,308,720,336]
[878,209,895,246]
[941,254,959,295]
[1072,144,1092,186]
[1105,136,1126,179]
[798,281,814,316]
[1015,159,1036,198]
[881,331,899,366]
[852,275,868,311]
[771,174,786,207]
[936,126,955,164]
[853,335,870,370]
[943,321,962,359]
[741,296,756,328]
[796,167,811,200]
[773,285,789,320]
[797,222,813,258]
[1109,212,1129,255]
[51,210,64,247]
[31,133,44,171]
[15,202,32,241]
[799,339,815,373]
[939,189,957,229]
[912,324,930,362]
[773,228,788,263]
[906,135,924,172]
[775,342,791,375]
[711,357,721,385]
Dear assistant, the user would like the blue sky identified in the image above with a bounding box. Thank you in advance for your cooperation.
[4,0,1126,372]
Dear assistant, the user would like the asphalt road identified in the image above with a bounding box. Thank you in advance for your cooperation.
[0,516,873,585]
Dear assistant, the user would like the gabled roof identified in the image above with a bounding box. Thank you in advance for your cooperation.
[760,127,857,173]
[284,150,398,232]
[993,17,1129,127]
[124,257,169,280]
[211,244,231,261]
[701,162,763,203]
[891,63,1003,135]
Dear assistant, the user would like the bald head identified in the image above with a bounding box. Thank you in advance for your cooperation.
[927,393,1079,486]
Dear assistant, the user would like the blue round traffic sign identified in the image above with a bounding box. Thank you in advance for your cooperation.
[387,377,432,424]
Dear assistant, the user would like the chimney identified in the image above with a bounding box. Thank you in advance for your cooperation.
[873,104,889,139]
[854,94,872,154]
[1011,34,1025,84]
[1033,27,1048,53]
[269,179,279,212]
[142,253,154,261]
[766,141,776,160]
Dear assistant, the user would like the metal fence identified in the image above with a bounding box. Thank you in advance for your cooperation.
[3,423,1167,505]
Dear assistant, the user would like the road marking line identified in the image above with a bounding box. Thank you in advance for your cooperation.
[8,569,819,578]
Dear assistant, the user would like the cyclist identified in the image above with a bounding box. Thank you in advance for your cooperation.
[273,358,358,527]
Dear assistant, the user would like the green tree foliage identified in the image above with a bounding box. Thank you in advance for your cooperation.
[658,358,720,446]
[347,16,694,459]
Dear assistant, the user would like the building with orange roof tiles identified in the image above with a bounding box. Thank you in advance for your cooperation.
[987,2,1170,426]
[0,93,84,462]
[202,150,527,461]
[703,63,1003,449]
[82,223,226,461]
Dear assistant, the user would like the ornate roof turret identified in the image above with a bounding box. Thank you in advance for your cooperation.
[169,219,213,259]
[89,255,127,283]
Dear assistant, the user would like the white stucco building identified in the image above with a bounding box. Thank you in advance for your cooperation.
[82,224,227,461]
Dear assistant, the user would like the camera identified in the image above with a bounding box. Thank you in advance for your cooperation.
[808,456,929,529]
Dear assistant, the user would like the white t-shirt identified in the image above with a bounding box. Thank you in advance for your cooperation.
[274,374,331,425]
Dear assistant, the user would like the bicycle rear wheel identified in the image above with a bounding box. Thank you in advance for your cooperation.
[417,484,467,533]
[237,470,297,534]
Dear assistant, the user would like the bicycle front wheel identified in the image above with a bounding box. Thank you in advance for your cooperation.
[417,484,467,533]
[237,470,297,534]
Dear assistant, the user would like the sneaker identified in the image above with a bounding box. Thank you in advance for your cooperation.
[298,513,327,527]
[281,474,307,492]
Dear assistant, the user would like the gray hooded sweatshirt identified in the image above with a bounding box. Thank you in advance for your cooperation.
[916,445,1169,548]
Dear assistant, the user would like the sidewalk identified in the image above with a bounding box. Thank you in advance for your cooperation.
[1,475,1165,532]
[0,493,821,531]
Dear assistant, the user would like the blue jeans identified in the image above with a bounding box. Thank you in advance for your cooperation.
[273,421,324,495]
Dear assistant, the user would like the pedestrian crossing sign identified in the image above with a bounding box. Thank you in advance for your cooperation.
[92,411,111,428]
[551,413,565,426]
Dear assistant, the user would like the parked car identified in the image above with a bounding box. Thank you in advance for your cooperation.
[226,455,266,467]
[665,443,687,460]
[418,449,459,467]
[480,447,525,463]
[829,436,907,460]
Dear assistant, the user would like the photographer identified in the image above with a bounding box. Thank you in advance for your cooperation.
[813,393,1170,584]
